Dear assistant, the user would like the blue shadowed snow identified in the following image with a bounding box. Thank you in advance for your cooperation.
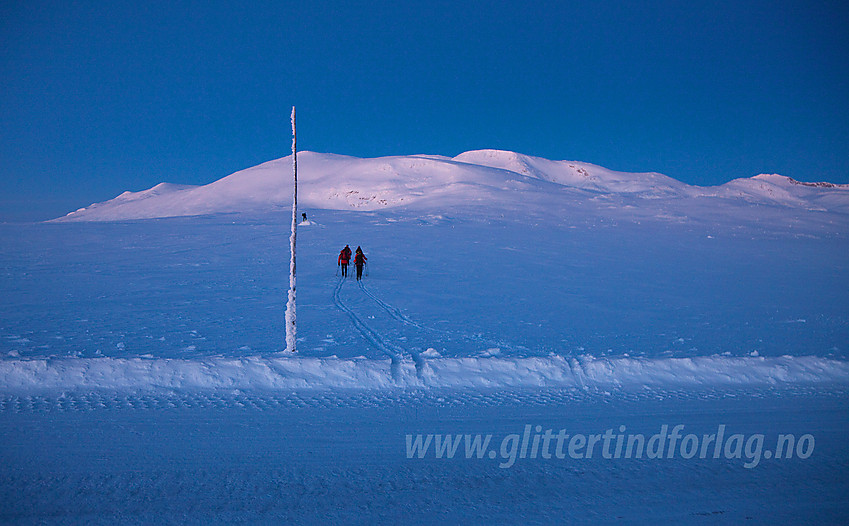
[2,210,847,366]
[1,201,848,523]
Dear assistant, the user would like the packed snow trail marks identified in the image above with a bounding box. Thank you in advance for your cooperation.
[569,357,588,391]
[358,280,524,357]
[358,280,435,332]
[333,278,402,378]
[358,280,427,375]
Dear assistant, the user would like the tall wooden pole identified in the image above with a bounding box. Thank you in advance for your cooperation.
[285,106,297,352]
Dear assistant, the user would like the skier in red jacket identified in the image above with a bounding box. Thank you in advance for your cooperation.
[338,245,352,277]
[354,246,367,281]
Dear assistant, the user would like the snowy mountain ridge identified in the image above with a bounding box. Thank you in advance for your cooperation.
[54,150,849,221]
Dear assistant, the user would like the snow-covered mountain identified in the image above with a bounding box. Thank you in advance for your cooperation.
[454,150,694,197]
[53,149,849,221]
[6,150,849,523]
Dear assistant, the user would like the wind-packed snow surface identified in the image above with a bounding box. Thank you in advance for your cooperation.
[2,151,849,523]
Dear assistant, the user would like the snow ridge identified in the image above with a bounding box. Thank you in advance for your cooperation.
[1,355,846,393]
[52,150,849,222]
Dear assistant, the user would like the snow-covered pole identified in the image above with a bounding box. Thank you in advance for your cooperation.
[285,106,297,352]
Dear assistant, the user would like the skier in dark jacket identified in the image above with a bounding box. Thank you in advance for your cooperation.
[354,246,367,281]
[338,245,352,277]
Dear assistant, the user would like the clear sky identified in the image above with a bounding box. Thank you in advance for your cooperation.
[1,0,848,221]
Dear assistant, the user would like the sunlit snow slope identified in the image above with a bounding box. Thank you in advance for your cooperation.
[53,150,849,222]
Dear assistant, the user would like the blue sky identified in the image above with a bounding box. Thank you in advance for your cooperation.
[1,0,848,221]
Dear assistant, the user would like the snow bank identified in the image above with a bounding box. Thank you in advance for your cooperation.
[1,354,847,393]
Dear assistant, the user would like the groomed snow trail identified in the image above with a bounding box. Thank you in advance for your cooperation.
[3,388,847,524]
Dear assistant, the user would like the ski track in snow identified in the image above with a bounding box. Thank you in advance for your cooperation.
[357,280,523,356]
[332,277,404,378]
[358,280,433,331]
[348,277,514,377]
[356,280,428,372]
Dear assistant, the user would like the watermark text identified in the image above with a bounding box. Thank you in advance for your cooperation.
[406,424,815,469]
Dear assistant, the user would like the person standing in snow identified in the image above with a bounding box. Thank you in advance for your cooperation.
[354,246,367,281]
[338,245,352,277]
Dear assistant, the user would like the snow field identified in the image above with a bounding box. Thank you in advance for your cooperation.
[2,387,847,523]
[3,209,846,366]
[1,190,848,523]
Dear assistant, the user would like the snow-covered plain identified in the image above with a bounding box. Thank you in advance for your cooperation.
[2,151,848,523]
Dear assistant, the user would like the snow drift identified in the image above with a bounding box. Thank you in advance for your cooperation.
[2,354,847,393]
